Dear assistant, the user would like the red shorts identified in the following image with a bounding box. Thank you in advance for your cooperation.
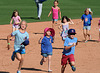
[61,54,75,66]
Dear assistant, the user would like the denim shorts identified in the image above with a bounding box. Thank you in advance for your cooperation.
[13,24,19,28]
[83,26,91,30]
[14,48,26,54]
[52,19,58,21]
[41,52,52,57]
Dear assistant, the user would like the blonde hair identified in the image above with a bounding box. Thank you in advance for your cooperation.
[19,20,27,29]
[85,8,93,15]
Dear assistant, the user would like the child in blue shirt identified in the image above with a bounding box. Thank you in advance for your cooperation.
[78,8,92,42]
[61,29,78,73]
[39,28,55,72]
[7,20,29,73]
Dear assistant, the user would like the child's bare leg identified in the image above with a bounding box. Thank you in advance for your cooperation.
[48,55,52,71]
[83,29,87,41]
[16,53,25,70]
[86,30,91,40]
[61,64,67,73]
[13,27,16,32]
[40,57,47,65]
[70,61,76,71]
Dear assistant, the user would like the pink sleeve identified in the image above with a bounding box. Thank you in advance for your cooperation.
[18,16,21,20]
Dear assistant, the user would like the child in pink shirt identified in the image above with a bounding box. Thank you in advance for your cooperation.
[48,0,61,28]
[98,20,100,41]
[10,10,21,32]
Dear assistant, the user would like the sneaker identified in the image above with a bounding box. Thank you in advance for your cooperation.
[17,70,21,73]
[71,66,76,71]
[37,17,40,20]
[11,51,16,61]
[85,40,88,43]
[48,70,52,72]
[40,60,43,65]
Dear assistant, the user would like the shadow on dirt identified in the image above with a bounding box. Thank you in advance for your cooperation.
[78,40,99,43]
[53,47,63,49]
[21,17,38,20]
[0,38,7,40]
[21,67,48,72]
[33,32,44,34]
[0,71,9,73]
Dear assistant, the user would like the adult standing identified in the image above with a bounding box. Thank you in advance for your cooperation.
[35,0,47,20]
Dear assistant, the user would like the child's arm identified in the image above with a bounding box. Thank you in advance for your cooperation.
[58,24,63,32]
[69,18,74,25]
[38,37,43,44]
[77,19,83,24]
[48,8,52,17]
[19,18,22,24]
[58,8,61,19]
[64,43,76,50]
[10,18,13,24]
[7,34,12,50]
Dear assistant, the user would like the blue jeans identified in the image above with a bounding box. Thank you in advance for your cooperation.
[83,26,91,30]
[41,52,52,57]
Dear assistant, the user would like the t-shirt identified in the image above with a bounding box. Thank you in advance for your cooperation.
[81,14,92,26]
[62,37,77,56]
[11,30,29,50]
[41,36,53,53]
[12,16,21,25]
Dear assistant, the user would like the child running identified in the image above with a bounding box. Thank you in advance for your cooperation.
[78,8,92,42]
[61,29,78,73]
[97,20,100,41]
[38,28,55,72]
[7,20,29,73]
[59,16,74,42]
[10,10,21,32]
[48,0,61,28]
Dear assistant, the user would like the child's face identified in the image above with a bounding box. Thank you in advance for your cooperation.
[85,10,89,15]
[63,18,67,23]
[54,1,58,7]
[15,12,18,16]
[46,31,51,36]
[69,34,75,39]
[20,21,27,30]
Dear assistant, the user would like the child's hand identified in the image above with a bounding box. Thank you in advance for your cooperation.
[73,43,76,46]
[60,16,61,19]
[10,22,12,24]
[7,45,10,50]
[48,15,50,17]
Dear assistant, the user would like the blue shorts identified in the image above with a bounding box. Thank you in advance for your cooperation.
[83,26,91,30]
[52,19,58,21]
[14,48,26,54]
[41,52,52,57]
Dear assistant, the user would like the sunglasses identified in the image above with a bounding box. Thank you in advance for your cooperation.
[69,33,76,35]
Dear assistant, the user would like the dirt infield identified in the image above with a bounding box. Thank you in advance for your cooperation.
[0,18,100,73]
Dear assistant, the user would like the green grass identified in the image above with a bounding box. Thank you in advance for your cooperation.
[0,0,100,25]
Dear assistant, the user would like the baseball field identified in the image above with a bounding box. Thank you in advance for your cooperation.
[0,0,100,73]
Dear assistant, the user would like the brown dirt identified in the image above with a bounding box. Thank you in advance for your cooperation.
[0,18,100,73]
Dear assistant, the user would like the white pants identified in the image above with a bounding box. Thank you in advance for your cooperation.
[36,2,43,18]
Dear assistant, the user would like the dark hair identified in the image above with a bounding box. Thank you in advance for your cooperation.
[54,0,58,3]
[61,16,70,23]
[11,10,19,18]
